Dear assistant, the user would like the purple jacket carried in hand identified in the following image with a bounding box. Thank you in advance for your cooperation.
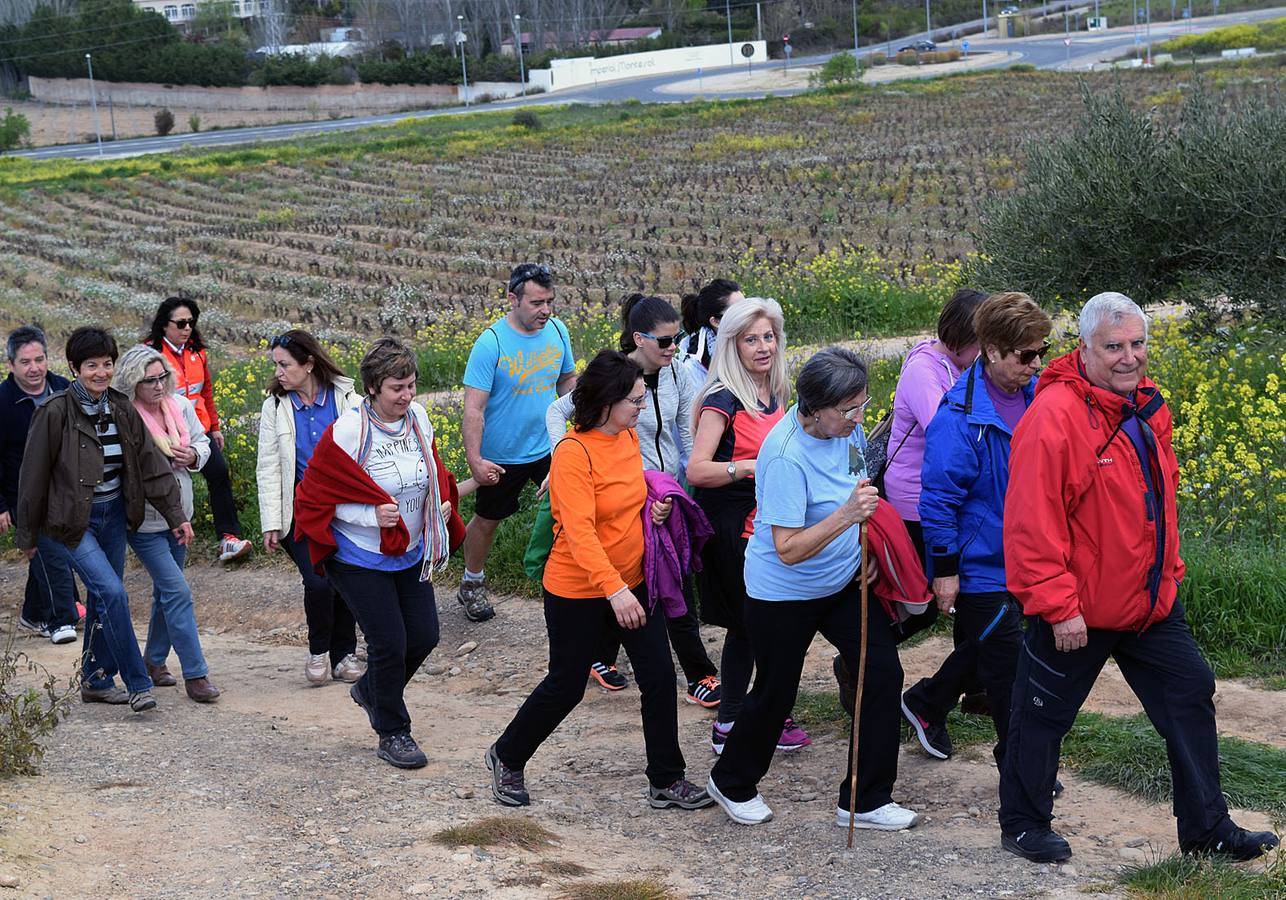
[641,470,713,618]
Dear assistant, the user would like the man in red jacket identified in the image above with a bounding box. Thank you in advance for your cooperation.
[998,293,1278,864]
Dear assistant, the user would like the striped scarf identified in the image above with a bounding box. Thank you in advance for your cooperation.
[70,378,110,425]
[355,399,450,581]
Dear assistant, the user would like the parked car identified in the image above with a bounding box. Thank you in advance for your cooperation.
[898,39,937,52]
[1000,5,1020,13]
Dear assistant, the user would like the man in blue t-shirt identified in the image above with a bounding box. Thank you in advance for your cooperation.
[458,263,576,622]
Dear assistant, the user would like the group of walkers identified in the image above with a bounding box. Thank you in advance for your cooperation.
[2,264,1277,865]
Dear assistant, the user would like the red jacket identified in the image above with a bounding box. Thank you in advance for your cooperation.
[1004,350,1183,631]
[867,499,933,624]
[154,339,219,433]
[293,428,465,573]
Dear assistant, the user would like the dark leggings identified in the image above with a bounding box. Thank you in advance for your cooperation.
[281,528,357,665]
[597,578,717,685]
[717,625,754,724]
[198,441,243,539]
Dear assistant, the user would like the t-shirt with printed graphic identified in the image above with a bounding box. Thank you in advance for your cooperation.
[701,388,784,537]
[463,316,576,465]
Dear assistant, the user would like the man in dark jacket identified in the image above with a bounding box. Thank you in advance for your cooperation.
[998,293,1278,865]
[1,325,79,645]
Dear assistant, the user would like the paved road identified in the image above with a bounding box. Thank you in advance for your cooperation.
[11,5,1282,161]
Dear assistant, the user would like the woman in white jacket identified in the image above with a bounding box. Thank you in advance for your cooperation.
[545,294,722,707]
[114,345,220,703]
[256,329,364,686]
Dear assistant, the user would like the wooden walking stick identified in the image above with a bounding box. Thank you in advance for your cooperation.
[846,521,870,849]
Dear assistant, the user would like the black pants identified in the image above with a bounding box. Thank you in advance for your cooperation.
[712,581,903,812]
[22,534,81,629]
[599,577,717,685]
[999,602,1231,846]
[496,584,686,790]
[904,591,1021,763]
[717,624,754,724]
[325,558,439,738]
[281,528,357,665]
[890,520,938,643]
[198,441,243,539]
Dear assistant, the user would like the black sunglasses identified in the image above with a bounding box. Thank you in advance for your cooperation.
[1012,342,1051,366]
[170,318,195,329]
[637,330,687,350]
[270,334,293,349]
[508,263,552,295]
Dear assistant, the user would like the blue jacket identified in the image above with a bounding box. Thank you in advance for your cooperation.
[0,372,70,514]
[918,360,1035,593]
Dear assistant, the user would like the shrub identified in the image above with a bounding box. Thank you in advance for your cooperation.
[972,81,1286,320]
[1159,17,1285,56]
[154,107,175,136]
[249,53,355,87]
[896,49,919,65]
[188,112,201,133]
[1007,61,1036,71]
[511,109,542,130]
[811,52,860,86]
[0,107,31,152]
[869,52,888,66]
[0,630,78,776]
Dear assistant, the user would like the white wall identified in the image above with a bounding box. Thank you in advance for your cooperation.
[540,41,768,91]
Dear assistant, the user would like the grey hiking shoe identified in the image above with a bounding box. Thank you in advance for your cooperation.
[129,690,157,712]
[649,778,715,810]
[377,731,427,769]
[81,684,129,705]
[457,578,495,623]
[486,743,529,806]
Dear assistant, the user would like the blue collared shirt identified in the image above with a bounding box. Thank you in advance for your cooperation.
[292,384,338,481]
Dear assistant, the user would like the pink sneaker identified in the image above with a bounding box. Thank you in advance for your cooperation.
[776,717,812,753]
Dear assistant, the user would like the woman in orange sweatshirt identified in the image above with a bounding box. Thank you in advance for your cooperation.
[486,350,713,813]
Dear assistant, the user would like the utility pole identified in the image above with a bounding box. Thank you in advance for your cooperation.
[924,0,931,36]
[726,0,734,65]
[85,53,103,157]
[1132,0,1139,57]
[513,14,526,96]
[982,0,989,35]
[852,0,860,60]
[756,2,763,41]
[458,15,469,106]
[1144,0,1151,62]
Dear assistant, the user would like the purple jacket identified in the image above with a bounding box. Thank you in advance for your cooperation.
[641,470,713,617]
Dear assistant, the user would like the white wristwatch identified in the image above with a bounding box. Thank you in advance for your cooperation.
[727,460,738,480]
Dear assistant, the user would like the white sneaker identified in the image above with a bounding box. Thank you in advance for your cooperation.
[305,652,330,685]
[835,802,923,831]
[707,775,773,825]
[332,653,365,683]
[50,625,77,645]
[218,535,252,562]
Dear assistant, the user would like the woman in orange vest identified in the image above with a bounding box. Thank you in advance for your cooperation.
[145,297,251,562]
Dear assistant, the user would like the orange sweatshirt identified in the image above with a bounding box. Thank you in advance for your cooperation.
[543,428,646,599]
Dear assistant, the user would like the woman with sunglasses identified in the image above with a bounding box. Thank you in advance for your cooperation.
[256,329,364,687]
[488,350,711,812]
[145,297,252,563]
[907,293,1052,772]
[708,347,920,831]
[15,327,192,713]
[114,345,220,703]
[545,295,722,706]
[687,299,811,755]
[679,278,744,381]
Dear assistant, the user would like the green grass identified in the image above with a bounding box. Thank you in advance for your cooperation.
[557,879,674,900]
[1179,538,1286,680]
[1120,852,1286,899]
[431,816,557,851]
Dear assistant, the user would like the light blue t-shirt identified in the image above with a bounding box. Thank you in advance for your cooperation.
[744,406,868,601]
[462,316,576,465]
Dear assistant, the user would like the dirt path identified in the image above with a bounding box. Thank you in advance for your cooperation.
[0,558,1277,898]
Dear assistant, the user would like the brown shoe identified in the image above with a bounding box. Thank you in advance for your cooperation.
[147,663,177,687]
[184,677,221,703]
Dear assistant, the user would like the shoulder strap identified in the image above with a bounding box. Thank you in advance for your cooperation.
[557,436,593,474]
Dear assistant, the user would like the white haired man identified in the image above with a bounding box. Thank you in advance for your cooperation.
[997,292,1278,863]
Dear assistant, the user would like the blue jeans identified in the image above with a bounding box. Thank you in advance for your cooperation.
[67,497,150,694]
[22,533,81,629]
[127,529,209,680]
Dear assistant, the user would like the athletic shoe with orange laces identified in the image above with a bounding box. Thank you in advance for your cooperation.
[685,675,722,708]
[589,662,628,692]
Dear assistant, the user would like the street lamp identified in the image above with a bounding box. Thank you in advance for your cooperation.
[85,53,103,157]
[852,0,860,61]
[925,0,931,35]
[457,15,469,106]
[725,0,734,66]
[513,14,526,97]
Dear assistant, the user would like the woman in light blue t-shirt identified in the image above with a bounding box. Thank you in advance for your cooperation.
[707,348,921,834]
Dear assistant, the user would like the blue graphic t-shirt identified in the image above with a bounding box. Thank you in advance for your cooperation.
[463,316,575,465]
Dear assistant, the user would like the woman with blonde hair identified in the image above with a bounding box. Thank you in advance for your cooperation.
[686,298,809,754]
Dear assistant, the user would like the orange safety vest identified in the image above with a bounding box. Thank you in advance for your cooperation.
[155,339,219,433]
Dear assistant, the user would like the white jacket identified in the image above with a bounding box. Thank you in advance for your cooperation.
[139,396,210,533]
[256,376,360,535]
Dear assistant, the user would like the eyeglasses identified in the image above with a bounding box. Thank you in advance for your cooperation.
[637,330,687,350]
[270,334,293,349]
[837,397,872,421]
[138,374,168,387]
[1012,342,1051,366]
[624,395,647,409]
[169,318,195,329]
[507,263,552,295]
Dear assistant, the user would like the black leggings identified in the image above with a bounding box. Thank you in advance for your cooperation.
[198,441,244,539]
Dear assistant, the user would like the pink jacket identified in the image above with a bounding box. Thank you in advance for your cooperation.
[885,340,963,522]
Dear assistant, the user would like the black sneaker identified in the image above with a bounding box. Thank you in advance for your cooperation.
[649,778,715,810]
[486,743,530,806]
[350,682,377,729]
[1053,778,1065,799]
[589,662,628,692]
[17,616,51,639]
[1002,828,1072,863]
[377,731,427,769]
[1181,827,1280,862]
[901,696,953,759]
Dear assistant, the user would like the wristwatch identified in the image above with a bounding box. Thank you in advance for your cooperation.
[727,460,739,481]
